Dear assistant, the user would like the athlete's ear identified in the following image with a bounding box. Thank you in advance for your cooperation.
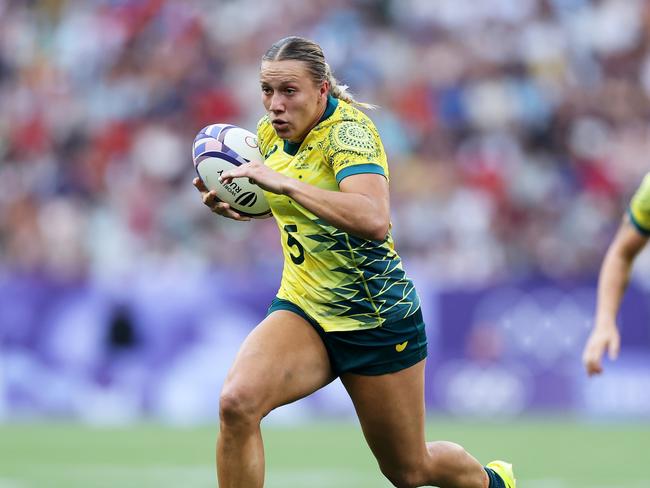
[320,80,329,98]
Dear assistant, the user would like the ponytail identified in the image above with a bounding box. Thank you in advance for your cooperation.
[325,62,377,110]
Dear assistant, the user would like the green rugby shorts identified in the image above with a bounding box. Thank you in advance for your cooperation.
[267,297,427,376]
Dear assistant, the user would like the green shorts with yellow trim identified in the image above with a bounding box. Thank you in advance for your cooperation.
[267,297,428,376]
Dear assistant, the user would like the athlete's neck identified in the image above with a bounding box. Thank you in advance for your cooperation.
[288,96,329,144]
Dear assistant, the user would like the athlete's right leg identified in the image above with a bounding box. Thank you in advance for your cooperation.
[342,360,492,488]
[217,310,334,488]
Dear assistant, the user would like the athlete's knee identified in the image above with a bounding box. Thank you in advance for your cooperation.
[378,458,429,488]
[427,441,468,475]
[380,466,424,488]
[425,441,479,485]
[381,442,471,487]
[219,382,264,427]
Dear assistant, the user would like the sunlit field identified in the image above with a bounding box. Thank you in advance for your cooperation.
[1,417,648,487]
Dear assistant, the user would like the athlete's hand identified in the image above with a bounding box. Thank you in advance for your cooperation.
[219,161,290,195]
[193,177,251,221]
[582,322,620,376]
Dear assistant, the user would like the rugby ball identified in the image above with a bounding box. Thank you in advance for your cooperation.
[192,124,271,217]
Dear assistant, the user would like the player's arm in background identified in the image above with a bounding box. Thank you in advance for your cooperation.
[582,214,648,376]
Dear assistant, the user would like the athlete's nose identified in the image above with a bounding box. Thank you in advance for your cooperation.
[269,93,285,113]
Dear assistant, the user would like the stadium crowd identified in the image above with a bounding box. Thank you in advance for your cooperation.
[2,0,650,421]
[1,0,650,286]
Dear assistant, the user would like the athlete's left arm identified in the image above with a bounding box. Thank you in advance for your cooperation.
[219,162,389,241]
[285,172,390,241]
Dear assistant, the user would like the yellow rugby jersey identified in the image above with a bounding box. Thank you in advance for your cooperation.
[257,95,420,332]
[629,172,650,235]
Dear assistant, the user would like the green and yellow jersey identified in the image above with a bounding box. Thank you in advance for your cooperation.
[629,172,650,235]
[257,95,420,332]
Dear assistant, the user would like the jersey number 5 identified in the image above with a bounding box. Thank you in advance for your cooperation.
[283,224,305,265]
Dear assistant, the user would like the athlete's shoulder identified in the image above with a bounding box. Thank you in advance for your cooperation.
[331,99,377,126]
[320,103,382,160]
[317,106,387,183]
[321,101,379,146]
[326,120,382,158]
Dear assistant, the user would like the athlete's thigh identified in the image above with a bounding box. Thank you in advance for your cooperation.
[223,310,334,414]
[340,360,427,467]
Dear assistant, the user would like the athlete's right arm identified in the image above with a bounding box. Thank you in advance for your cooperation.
[582,215,648,375]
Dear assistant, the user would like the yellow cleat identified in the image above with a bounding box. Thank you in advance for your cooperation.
[486,460,516,488]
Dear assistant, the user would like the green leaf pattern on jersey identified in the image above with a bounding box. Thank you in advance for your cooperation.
[303,218,419,323]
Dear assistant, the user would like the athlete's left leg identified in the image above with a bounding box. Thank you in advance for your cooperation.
[341,359,489,488]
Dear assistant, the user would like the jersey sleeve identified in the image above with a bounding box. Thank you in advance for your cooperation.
[629,173,650,235]
[323,121,389,184]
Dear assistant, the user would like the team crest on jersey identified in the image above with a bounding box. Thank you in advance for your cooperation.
[293,145,313,169]
[331,122,377,154]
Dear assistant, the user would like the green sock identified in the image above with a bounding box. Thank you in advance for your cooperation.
[484,467,506,488]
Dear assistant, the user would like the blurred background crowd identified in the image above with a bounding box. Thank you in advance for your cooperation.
[1,0,650,423]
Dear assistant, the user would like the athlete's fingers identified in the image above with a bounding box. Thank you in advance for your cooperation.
[219,170,244,185]
[582,339,605,376]
[585,353,603,375]
[220,163,260,184]
[202,190,221,207]
[201,191,225,213]
[588,362,603,376]
[193,177,209,193]
[210,200,250,221]
[218,208,251,221]
[199,188,250,221]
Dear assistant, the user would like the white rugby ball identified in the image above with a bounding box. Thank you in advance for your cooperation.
[192,124,271,217]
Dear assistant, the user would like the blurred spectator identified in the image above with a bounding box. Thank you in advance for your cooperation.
[2,0,648,285]
[2,0,650,419]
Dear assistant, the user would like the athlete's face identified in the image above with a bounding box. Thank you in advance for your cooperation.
[260,60,329,143]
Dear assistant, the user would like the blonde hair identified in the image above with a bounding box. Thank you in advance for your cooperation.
[263,36,376,110]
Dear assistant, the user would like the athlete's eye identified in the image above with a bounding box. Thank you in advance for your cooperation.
[261,86,272,95]
[285,88,296,95]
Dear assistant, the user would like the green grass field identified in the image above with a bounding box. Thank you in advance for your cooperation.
[0,417,648,487]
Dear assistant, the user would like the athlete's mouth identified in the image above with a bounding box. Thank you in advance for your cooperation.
[272,119,289,129]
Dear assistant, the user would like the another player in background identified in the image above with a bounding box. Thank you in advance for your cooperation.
[583,173,650,376]
[194,36,515,488]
